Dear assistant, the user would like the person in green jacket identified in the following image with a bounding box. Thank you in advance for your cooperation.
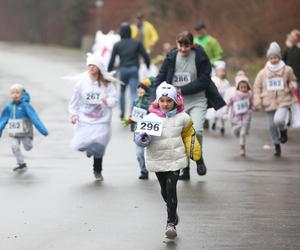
[194,22,224,129]
[193,22,224,64]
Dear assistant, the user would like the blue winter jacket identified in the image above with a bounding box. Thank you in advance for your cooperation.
[0,90,48,137]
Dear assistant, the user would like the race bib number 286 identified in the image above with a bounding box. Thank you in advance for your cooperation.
[136,120,163,136]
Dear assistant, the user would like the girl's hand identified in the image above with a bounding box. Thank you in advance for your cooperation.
[71,116,79,124]
[101,97,108,105]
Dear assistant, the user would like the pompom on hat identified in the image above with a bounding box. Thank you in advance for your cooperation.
[155,81,178,104]
[266,42,281,58]
[235,70,250,89]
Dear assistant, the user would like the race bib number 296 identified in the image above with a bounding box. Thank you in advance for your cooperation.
[136,120,163,136]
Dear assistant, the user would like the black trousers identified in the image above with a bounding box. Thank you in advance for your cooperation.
[155,170,180,224]
[93,157,102,173]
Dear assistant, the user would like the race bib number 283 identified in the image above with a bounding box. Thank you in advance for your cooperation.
[136,120,163,136]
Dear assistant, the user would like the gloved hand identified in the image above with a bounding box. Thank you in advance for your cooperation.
[134,132,152,147]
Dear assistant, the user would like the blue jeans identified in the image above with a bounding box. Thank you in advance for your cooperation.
[119,66,139,116]
[297,80,300,99]
[136,145,147,174]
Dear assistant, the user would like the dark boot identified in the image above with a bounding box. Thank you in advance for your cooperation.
[280,129,288,144]
[179,166,190,180]
[196,134,207,176]
[211,122,216,130]
[93,157,103,180]
[196,157,207,176]
[220,127,225,135]
[139,172,149,180]
[274,144,281,157]
[203,119,209,130]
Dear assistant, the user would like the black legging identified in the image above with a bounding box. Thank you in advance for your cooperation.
[155,170,180,224]
[93,157,102,173]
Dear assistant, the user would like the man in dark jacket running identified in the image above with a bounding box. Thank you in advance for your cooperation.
[108,22,150,120]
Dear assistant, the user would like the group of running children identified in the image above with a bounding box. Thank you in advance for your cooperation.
[0,32,298,239]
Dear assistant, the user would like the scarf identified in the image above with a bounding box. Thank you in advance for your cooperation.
[266,60,285,72]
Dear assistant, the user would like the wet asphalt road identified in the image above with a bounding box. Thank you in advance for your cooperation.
[0,42,300,250]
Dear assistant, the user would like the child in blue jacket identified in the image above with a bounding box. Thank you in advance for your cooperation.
[0,84,48,171]
[123,77,154,179]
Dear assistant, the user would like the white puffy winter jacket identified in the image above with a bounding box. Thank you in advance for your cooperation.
[144,112,190,172]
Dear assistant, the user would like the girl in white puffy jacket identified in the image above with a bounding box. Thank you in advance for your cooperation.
[69,53,118,181]
[134,82,200,239]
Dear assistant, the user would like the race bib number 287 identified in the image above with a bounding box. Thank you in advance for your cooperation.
[136,120,163,136]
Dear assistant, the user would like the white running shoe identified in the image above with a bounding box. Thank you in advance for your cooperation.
[165,223,177,239]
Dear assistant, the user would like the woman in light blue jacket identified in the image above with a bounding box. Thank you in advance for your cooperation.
[0,84,48,171]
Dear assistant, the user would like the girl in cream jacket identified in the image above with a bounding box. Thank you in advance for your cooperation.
[134,82,200,239]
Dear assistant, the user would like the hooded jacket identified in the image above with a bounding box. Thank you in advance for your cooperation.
[0,90,48,137]
[108,24,150,71]
[155,47,226,110]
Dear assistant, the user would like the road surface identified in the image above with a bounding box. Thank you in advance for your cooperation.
[0,42,299,250]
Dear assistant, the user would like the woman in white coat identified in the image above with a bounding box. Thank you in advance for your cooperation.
[69,53,118,180]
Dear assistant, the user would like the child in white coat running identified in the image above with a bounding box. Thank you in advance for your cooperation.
[206,60,231,134]
[69,53,118,180]
[134,82,200,239]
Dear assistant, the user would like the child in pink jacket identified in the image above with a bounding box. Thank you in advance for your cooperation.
[226,71,252,156]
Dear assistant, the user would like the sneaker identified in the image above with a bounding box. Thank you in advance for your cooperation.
[139,172,148,180]
[196,159,207,176]
[280,130,288,144]
[239,145,246,157]
[165,223,177,239]
[94,171,104,181]
[13,163,27,172]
